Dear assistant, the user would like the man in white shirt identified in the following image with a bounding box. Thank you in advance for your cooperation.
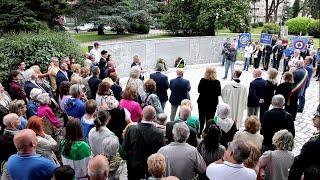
[243,42,254,71]
[206,139,256,180]
[90,42,101,64]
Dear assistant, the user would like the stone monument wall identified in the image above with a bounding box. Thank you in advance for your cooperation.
[101,36,234,77]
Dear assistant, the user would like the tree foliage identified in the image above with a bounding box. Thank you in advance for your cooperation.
[285,17,314,35]
[71,0,164,34]
[0,32,82,81]
[0,0,69,34]
[163,0,251,36]
[292,0,300,18]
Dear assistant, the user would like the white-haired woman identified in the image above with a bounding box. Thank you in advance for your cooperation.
[26,88,42,118]
[126,66,146,103]
[102,135,128,180]
[258,129,294,180]
[37,93,61,129]
[206,103,237,148]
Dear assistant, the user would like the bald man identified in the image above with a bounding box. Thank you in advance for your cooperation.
[169,69,191,121]
[88,155,109,180]
[123,106,165,179]
[7,129,56,180]
[247,69,267,117]
[165,106,197,147]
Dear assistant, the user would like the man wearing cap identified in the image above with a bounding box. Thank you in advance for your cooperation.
[288,104,320,180]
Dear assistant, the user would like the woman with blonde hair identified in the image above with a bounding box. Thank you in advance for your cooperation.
[147,153,166,180]
[258,129,294,180]
[260,68,278,119]
[126,66,146,102]
[197,66,221,134]
[233,115,264,150]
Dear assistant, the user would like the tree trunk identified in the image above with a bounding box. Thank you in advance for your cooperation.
[265,0,269,22]
[274,0,279,22]
[98,24,105,35]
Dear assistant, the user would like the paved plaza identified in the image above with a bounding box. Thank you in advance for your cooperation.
[121,62,320,155]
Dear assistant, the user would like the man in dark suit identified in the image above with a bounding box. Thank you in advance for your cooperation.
[123,106,165,180]
[150,63,169,109]
[247,69,267,117]
[55,62,69,97]
[88,66,101,100]
[169,69,191,121]
[261,94,295,151]
[166,106,197,147]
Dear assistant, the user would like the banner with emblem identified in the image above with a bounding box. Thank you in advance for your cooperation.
[292,36,308,51]
[238,33,251,49]
[260,33,272,45]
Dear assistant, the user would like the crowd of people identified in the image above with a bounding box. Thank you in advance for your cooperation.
[0,40,319,180]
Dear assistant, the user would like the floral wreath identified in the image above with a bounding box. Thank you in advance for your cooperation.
[174,57,186,68]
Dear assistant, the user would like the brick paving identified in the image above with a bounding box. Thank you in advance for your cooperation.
[120,62,319,155]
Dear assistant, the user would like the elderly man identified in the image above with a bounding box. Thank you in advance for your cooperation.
[221,69,247,128]
[150,63,169,109]
[24,68,46,99]
[206,139,256,180]
[88,155,109,180]
[158,122,206,180]
[64,84,86,119]
[7,129,56,180]
[291,60,308,119]
[55,62,69,97]
[169,69,191,121]
[247,69,267,117]
[123,106,165,180]
[47,57,60,91]
[260,95,295,151]
[0,113,21,179]
[166,106,197,147]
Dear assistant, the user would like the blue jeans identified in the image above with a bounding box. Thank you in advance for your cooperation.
[221,54,226,65]
[243,57,250,71]
[224,60,235,78]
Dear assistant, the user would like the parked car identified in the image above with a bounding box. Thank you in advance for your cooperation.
[74,23,94,31]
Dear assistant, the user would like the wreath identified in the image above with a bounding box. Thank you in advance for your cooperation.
[174,57,186,68]
[157,58,168,71]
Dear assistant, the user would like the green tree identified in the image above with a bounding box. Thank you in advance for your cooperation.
[71,0,163,34]
[0,0,69,34]
[163,0,251,36]
[292,0,300,18]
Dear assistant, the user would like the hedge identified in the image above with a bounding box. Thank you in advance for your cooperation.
[308,19,320,38]
[285,17,313,35]
[261,23,280,34]
[0,32,82,81]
